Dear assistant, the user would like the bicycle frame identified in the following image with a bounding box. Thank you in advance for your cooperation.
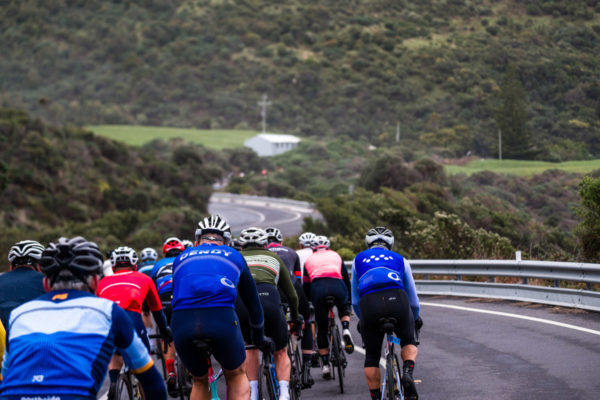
[381,333,403,400]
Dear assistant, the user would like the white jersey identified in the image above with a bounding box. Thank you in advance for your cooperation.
[102,259,114,277]
[296,247,313,277]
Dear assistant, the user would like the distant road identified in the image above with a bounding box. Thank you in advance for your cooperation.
[208,192,323,237]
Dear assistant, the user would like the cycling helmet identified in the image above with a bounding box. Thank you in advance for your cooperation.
[40,237,104,279]
[230,238,243,251]
[111,246,139,269]
[265,227,283,243]
[239,227,268,247]
[140,247,158,262]
[182,240,194,249]
[365,226,394,249]
[298,232,316,248]
[311,235,330,249]
[195,214,232,244]
[8,240,45,265]
[163,237,185,255]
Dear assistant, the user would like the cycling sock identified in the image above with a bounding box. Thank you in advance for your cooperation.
[278,381,290,400]
[302,353,312,366]
[321,354,329,364]
[341,320,350,330]
[249,380,258,400]
[370,388,382,400]
[166,359,175,374]
[108,369,119,383]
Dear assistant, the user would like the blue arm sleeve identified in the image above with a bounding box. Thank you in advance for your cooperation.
[111,305,154,372]
[351,261,360,319]
[403,260,420,319]
[136,365,167,400]
[237,262,265,343]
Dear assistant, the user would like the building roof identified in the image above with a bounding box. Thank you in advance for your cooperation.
[252,133,301,143]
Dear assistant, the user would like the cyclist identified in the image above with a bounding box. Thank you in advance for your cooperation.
[237,227,302,400]
[102,248,115,277]
[0,237,166,400]
[351,227,422,400]
[0,240,45,328]
[171,215,268,400]
[96,246,172,398]
[182,239,194,249]
[295,232,315,273]
[265,227,315,388]
[150,237,185,393]
[138,247,159,355]
[139,247,159,276]
[303,235,354,380]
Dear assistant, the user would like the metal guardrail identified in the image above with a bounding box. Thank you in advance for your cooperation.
[344,259,600,312]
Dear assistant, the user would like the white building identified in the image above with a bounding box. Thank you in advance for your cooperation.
[244,133,301,157]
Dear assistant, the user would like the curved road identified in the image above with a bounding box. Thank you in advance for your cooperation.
[208,193,322,237]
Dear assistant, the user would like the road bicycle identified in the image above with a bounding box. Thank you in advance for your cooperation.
[113,364,145,400]
[247,339,279,400]
[324,296,346,393]
[379,317,403,400]
[282,303,303,400]
[193,339,224,400]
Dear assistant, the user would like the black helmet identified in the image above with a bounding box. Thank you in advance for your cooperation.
[40,237,104,280]
[365,227,394,249]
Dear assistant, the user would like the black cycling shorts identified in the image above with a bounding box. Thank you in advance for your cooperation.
[236,282,288,351]
[359,288,416,368]
[159,291,173,324]
[171,307,246,377]
[311,277,350,350]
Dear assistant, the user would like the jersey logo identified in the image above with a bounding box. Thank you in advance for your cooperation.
[52,293,68,301]
[387,272,401,281]
[363,253,394,263]
[32,374,44,382]
[220,277,235,288]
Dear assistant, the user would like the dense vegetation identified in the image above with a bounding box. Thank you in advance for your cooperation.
[1,0,599,160]
[227,139,597,261]
[0,109,265,271]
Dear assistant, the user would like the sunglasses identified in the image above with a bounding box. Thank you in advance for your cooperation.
[200,235,224,243]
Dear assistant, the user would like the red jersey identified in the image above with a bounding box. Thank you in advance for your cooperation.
[96,270,162,314]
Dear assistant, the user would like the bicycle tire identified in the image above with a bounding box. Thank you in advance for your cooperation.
[288,342,302,400]
[114,373,133,400]
[331,326,344,393]
[176,355,191,400]
[155,338,167,380]
[384,351,403,400]
[258,362,276,400]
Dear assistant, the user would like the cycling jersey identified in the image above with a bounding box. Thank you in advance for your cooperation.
[303,249,344,281]
[97,270,163,314]
[241,248,299,320]
[266,243,301,280]
[138,260,156,277]
[296,247,312,278]
[351,247,420,320]
[0,268,45,328]
[150,257,175,296]
[0,290,153,398]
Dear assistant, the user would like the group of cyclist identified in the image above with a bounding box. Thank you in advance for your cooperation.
[0,214,422,400]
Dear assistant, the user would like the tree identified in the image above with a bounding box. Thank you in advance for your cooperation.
[495,65,537,159]
[575,176,600,261]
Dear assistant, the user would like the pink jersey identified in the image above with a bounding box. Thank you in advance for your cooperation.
[303,249,343,282]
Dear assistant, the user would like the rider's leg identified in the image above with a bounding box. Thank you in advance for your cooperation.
[223,364,250,400]
[190,374,210,400]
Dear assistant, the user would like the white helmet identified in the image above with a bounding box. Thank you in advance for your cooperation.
[111,246,139,268]
[195,214,232,244]
[239,227,269,247]
[311,235,330,249]
[365,227,394,249]
[140,247,158,262]
[265,227,283,243]
[182,240,194,249]
[8,240,45,264]
[298,232,316,248]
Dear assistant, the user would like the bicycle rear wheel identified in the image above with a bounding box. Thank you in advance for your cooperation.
[385,352,403,400]
[176,354,192,400]
[115,373,133,400]
[331,326,345,393]
[288,341,302,399]
[258,362,276,400]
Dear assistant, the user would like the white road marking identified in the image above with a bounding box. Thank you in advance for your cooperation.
[421,301,600,336]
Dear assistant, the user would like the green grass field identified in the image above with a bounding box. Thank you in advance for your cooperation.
[87,125,259,150]
[445,158,600,177]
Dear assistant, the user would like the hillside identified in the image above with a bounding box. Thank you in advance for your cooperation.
[1,0,599,160]
[0,108,268,270]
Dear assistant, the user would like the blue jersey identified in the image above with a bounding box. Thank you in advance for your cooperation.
[151,257,175,296]
[172,244,248,310]
[138,261,156,277]
[1,290,152,399]
[351,247,420,320]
